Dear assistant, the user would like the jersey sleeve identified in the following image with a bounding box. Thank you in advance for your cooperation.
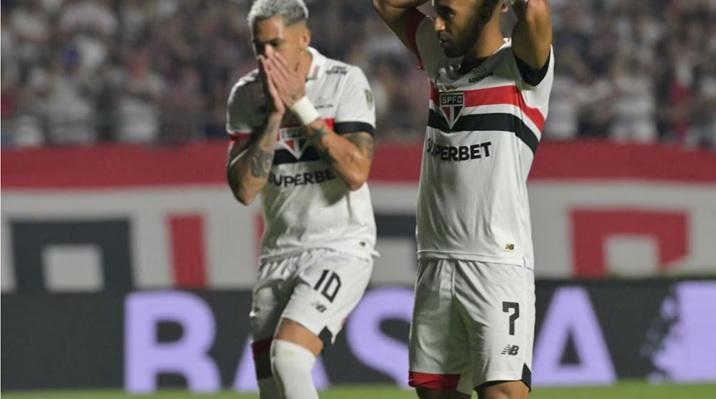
[333,67,376,135]
[517,46,555,112]
[225,81,259,140]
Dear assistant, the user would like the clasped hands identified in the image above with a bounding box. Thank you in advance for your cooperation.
[258,48,306,117]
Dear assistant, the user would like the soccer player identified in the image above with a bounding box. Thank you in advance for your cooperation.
[373,0,553,398]
[225,1,377,398]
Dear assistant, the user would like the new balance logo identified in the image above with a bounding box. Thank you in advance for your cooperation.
[311,302,327,313]
[501,345,520,356]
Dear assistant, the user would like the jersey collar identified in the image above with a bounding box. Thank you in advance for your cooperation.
[306,47,326,81]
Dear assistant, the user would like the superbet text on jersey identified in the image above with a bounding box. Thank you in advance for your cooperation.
[226,47,377,262]
[412,17,555,269]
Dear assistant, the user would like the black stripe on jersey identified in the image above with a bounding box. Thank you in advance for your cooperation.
[334,121,375,135]
[515,53,551,87]
[427,110,539,154]
[273,147,321,165]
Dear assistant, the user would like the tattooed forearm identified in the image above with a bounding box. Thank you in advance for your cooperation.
[345,133,374,159]
[247,147,274,178]
[311,126,336,163]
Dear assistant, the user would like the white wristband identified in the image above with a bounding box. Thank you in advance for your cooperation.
[290,96,320,125]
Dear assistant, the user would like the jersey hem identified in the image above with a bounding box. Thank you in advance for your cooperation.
[260,243,377,262]
[475,371,531,391]
[417,250,534,268]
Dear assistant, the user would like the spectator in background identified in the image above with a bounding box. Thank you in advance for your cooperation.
[609,54,657,143]
[543,47,585,140]
[1,0,714,148]
[690,59,716,147]
[59,0,117,37]
[9,0,51,69]
[160,65,205,143]
[112,47,163,143]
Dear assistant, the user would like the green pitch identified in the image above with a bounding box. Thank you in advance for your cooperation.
[3,382,715,399]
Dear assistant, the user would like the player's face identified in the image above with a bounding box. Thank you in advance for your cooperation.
[432,0,497,57]
[252,16,310,71]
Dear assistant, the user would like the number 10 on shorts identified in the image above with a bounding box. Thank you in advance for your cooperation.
[313,270,342,302]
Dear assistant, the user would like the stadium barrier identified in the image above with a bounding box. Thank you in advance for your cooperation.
[2,141,715,293]
[2,141,715,391]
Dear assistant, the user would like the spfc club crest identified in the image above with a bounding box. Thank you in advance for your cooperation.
[439,91,464,128]
[279,126,310,159]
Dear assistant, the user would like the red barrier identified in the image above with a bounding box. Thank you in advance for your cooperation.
[3,140,716,189]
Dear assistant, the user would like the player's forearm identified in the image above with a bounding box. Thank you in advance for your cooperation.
[373,0,427,13]
[372,0,428,25]
[227,121,280,205]
[372,0,428,54]
[511,0,553,69]
[304,119,372,191]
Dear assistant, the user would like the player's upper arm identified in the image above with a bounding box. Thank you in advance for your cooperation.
[225,79,258,171]
[226,78,259,141]
[335,67,376,137]
[511,0,553,73]
[343,132,374,161]
[372,1,426,58]
[335,67,376,162]
[226,134,251,166]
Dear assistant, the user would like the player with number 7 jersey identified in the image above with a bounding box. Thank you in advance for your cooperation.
[373,0,554,398]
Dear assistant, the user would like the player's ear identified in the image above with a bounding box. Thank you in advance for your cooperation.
[300,25,311,50]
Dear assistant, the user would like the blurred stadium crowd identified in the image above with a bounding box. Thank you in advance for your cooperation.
[1,0,715,148]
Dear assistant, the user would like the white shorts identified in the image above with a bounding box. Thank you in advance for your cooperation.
[409,259,535,394]
[249,248,373,348]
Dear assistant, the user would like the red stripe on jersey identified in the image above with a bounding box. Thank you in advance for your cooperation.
[323,117,334,130]
[431,84,546,131]
[251,338,273,358]
[228,118,335,140]
[409,371,461,390]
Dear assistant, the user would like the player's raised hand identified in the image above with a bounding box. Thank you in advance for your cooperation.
[258,54,285,118]
[264,49,306,108]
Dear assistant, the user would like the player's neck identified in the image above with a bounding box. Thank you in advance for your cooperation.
[300,49,313,81]
[460,27,504,73]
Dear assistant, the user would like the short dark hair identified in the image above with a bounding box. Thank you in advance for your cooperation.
[476,0,502,26]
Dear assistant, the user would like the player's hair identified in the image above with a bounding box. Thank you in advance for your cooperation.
[477,0,502,26]
[247,0,309,27]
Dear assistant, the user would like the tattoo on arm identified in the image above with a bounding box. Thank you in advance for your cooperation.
[345,133,375,159]
[311,126,336,163]
[247,147,274,178]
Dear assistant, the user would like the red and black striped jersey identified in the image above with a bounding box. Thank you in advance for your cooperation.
[409,12,554,268]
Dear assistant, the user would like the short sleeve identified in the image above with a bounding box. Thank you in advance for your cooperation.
[226,80,261,140]
[518,46,555,112]
[333,67,376,135]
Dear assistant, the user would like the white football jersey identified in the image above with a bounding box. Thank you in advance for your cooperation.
[227,48,377,261]
[410,13,554,268]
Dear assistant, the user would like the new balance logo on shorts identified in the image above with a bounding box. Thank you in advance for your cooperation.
[311,301,327,313]
[501,345,520,356]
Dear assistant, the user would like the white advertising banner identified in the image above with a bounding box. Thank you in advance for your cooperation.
[3,142,715,291]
